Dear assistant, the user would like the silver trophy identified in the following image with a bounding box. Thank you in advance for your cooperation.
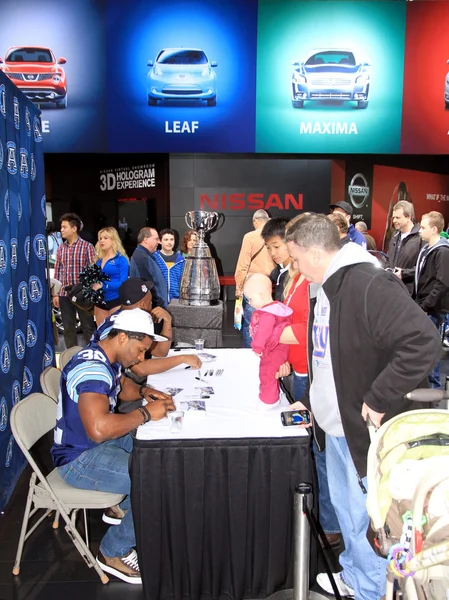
[179,210,220,306]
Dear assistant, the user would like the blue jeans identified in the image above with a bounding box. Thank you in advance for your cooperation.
[429,315,442,389]
[241,295,255,348]
[293,374,340,535]
[326,435,387,600]
[57,434,135,558]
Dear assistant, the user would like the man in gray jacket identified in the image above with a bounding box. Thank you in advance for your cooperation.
[285,214,440,600]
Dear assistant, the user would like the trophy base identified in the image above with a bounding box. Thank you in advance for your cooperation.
[178,298,220,307]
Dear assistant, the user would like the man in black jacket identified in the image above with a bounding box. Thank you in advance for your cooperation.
[387,200,423,294]
[285,214,440,600]
[413,211,449,388]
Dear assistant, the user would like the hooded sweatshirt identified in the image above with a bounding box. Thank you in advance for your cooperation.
[310,243,379,437]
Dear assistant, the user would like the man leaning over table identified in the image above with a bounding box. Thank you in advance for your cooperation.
[51,309,175,584]
[283,214,440,600]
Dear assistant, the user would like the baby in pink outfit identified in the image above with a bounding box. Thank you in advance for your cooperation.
[243,274,293,407]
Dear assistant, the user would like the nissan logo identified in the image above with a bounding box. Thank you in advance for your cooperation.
[348,173,370,209]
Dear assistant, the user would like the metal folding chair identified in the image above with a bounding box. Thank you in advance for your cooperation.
[59,345,83,370]
[40,366,61,403]
[10,393,125,584]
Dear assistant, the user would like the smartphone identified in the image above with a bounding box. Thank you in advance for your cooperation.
[281,410,311,426]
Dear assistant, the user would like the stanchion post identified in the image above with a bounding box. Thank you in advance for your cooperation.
[445,376,449,411]
[293,483,313,600]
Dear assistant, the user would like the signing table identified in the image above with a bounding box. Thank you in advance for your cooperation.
[131,349,313,600]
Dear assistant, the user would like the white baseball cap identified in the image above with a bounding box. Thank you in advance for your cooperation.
[112,308,168,342]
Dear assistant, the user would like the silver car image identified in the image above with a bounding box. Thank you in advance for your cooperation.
[291,48,370,109]
[147,48,217,106]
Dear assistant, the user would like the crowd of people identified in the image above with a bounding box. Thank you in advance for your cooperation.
[235,204,448,599]
[49,214,199,346]
[46,205,448,598]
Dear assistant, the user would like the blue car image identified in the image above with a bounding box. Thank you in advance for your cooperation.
[291,48,370,109]
[147,48,217,106]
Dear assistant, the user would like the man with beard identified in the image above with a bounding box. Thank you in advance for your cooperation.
[51,309,175,585]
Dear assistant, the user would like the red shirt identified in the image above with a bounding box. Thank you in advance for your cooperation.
[283,276,309,374]
[54,237,95,297]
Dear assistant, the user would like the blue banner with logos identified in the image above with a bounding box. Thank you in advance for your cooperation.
[0,70,54,511]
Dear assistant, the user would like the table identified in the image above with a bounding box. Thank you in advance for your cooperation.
[131,349,314,600]
[167,299,224,348]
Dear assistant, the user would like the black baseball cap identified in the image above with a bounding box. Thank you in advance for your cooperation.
[119,278,154,306]
[329,201,353,217]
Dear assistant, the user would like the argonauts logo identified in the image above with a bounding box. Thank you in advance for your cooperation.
[14,329,25,360]
[33,234,47,261]
[4,190,9,221]
[18,281,28,310]
[20,148,28,178]
[5,436,14,468]
[0,84,6,119]
[43,343,53,369]
[34,116,42,142]
[22,367,33,395]
[0,398,8,432]
[29,276,43,303]
[12,381,21,405]
[10,238,18,269]
[1,341,11,374]
[25,107,31,136]
[30,154,36,181]
[41,195,46,217]
[7,288,13,320]
[27,320,37,347]
[13,97,20,129]
[24,236,30,263]
[6,141,17,175]
[0,240,7,274]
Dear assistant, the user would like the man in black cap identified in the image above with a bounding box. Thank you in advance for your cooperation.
[329,201,367,248]
[93,278,202,374]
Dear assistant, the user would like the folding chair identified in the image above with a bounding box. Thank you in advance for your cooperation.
[59,345,83,370]
[10,393,125,584]
[40,366,61,403]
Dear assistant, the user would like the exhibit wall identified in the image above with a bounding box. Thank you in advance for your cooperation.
[330,160,449,250]
[371,166,449,250]
[169,155,332,275]
[1,0,449,154]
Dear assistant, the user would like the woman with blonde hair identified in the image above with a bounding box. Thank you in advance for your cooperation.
[92,227,129,326]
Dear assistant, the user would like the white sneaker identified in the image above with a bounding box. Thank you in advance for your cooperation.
[316,572,355,597]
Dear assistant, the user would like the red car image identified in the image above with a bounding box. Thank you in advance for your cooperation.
[0,46,67,108]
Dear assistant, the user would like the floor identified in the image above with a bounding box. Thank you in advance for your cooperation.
[1,302,448,600]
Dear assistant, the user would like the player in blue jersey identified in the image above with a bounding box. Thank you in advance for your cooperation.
[51,308,175,584]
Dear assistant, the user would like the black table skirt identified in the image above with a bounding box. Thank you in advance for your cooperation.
[131,436,313,600]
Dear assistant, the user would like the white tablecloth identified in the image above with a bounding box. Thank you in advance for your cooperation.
[136,348,308,440]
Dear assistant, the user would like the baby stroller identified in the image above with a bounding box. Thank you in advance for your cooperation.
[366,389,449,600]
